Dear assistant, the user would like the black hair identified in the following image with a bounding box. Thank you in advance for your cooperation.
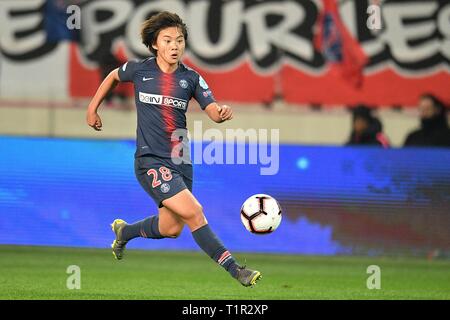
[140,11,188,56]
[420,93,448,116]
[351,104,376,122]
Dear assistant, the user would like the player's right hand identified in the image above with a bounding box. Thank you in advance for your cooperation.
[87,112,103,131]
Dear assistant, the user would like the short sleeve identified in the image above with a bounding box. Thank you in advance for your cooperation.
[118,61,137,82]
[193,73,216,110]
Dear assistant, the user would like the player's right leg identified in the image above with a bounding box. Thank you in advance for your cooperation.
[110,218,130,260]
[158,206,185,238]
[110,214,165,260]
[111,156,188,260]
[111,207,184,260]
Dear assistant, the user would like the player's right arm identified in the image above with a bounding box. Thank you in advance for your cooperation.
[86,68,120,131]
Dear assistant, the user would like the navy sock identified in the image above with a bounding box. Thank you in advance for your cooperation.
[122,216,165,241]
[192,224,240,278]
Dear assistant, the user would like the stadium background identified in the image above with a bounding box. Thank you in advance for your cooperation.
[0,0,450,297]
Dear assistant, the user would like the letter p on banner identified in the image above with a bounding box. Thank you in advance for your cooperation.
[66,265,81,290]
[366,265,381,290]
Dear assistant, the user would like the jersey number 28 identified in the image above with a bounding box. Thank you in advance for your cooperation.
[147,166,173,188]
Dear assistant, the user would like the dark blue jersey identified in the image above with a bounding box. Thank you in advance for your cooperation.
[118,57,215,159]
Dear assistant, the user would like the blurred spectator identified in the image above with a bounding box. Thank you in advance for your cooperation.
[404,94,450,148]
[346,105,390,148]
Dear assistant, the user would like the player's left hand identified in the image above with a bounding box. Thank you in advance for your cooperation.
[218,104,233,121]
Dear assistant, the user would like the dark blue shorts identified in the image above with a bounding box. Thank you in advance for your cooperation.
[135,156,193,208]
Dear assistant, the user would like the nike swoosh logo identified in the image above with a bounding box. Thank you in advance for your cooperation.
[143,77,153,81]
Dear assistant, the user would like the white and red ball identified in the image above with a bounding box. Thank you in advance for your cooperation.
[240,194,282,234]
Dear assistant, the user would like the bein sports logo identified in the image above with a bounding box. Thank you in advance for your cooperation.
[139,92,187,110]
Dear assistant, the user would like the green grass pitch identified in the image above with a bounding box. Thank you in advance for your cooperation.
[0,245,449,300]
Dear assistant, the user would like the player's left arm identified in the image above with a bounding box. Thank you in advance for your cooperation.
[193,73,233,123]
[204,103,233,123]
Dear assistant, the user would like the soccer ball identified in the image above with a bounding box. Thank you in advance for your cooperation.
[240,194,282,234]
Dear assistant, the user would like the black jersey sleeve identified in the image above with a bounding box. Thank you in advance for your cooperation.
[193,73,216,110]
[118,60,138,82]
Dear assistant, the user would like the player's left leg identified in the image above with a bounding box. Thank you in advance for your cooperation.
[162,189,262,287]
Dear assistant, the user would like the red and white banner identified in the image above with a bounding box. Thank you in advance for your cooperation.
[1,0,449,107]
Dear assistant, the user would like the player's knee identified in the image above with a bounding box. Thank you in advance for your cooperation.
[191,212,207,228]
[177,202,206,229]
[160,222,184,238]
[196,203,203,215]
[185,203,203,219]
[166,230,182,239]
[172,230,182,238]
[169,225,184,238]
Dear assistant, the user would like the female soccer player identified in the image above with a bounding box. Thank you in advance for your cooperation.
[86,11,261,287]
